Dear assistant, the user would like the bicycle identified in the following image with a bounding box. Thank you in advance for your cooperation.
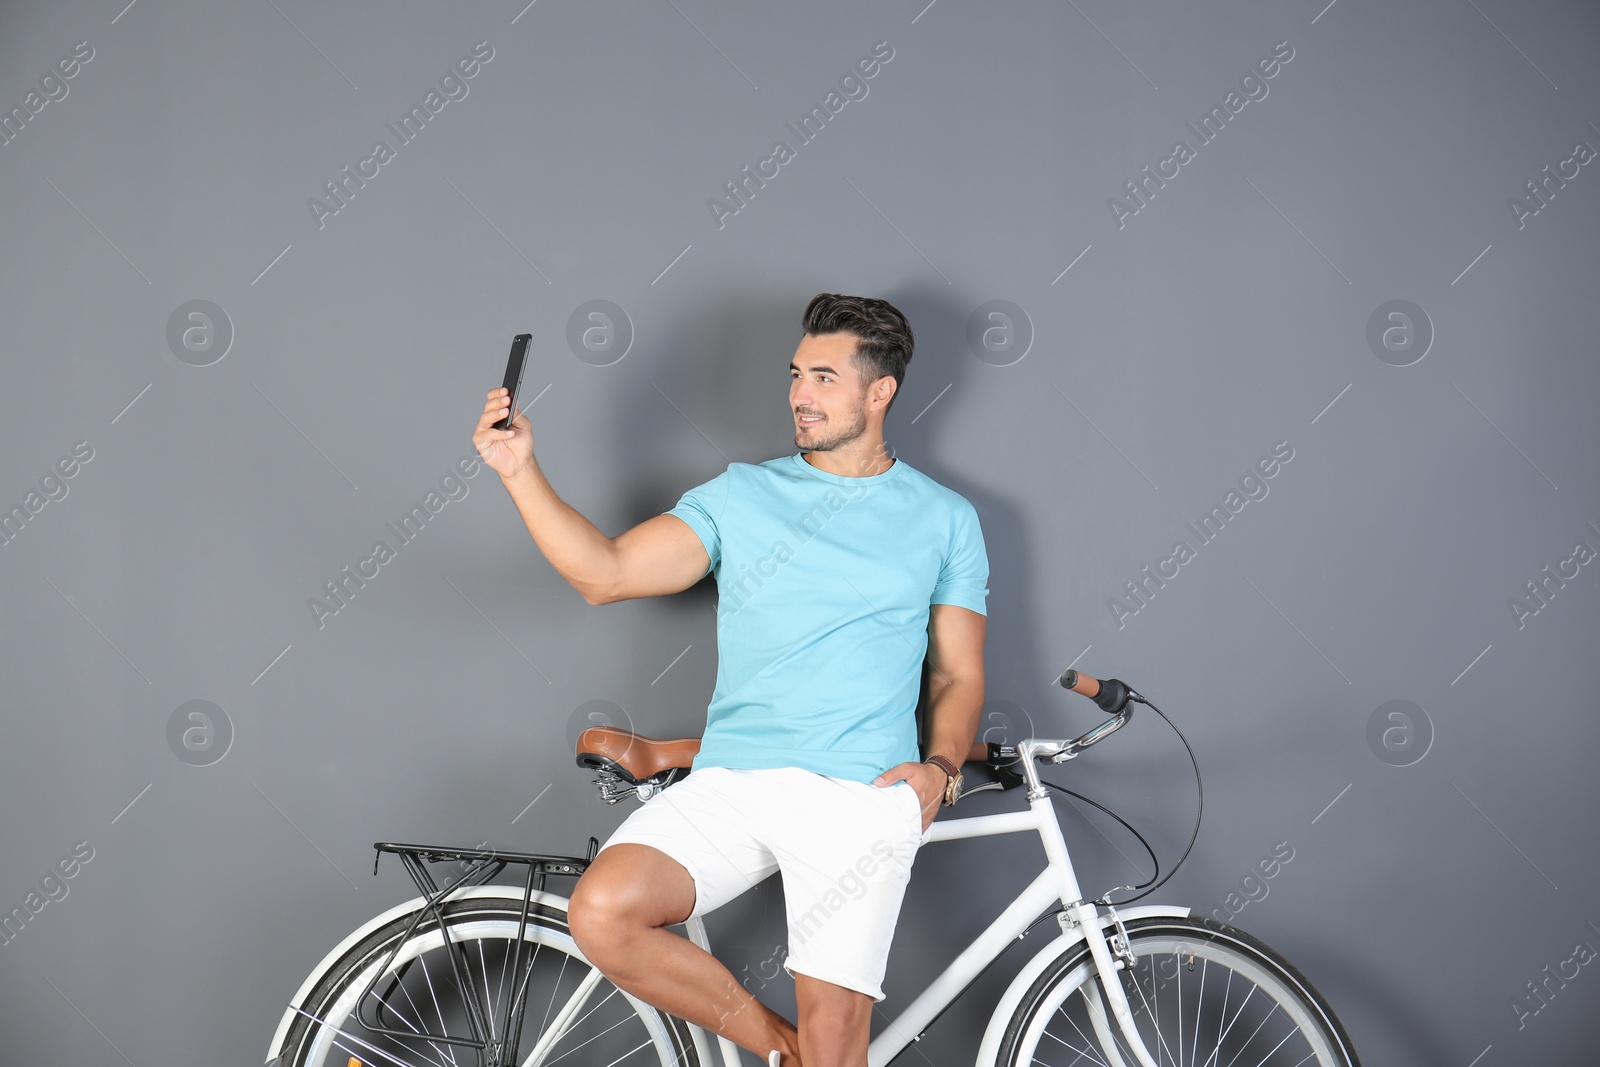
[265,669,1360,1067]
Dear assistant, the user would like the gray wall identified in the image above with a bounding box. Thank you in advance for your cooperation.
[2,0,1597,1062]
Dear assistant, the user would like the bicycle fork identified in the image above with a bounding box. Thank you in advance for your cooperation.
[1029,787,1161,1067]
[1057,902,1159,1067]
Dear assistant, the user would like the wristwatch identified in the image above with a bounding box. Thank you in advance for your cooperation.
[924,755,962,806]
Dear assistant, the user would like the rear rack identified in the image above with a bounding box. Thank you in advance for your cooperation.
[353,840,601,1060]
[372,840,597,886]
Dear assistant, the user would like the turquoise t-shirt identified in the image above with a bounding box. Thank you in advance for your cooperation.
[666,452,989,784]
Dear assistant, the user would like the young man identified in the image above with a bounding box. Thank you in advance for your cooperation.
[472,293,988,1067]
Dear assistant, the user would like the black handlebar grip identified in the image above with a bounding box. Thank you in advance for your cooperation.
[1092,677,1131,714]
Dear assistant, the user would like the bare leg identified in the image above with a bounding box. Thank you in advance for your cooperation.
[568,843,801,1062]
[794,973,872,1067]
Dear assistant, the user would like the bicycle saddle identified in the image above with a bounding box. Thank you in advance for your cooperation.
[575,726,700,783]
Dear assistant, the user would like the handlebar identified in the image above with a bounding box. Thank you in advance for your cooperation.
[951,669,1140,801]
[1027,670,1137,766]
[963,669,1137,766]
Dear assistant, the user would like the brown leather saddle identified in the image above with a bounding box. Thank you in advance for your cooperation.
[575,725,700,783]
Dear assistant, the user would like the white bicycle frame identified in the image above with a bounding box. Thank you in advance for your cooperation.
[676,736,1181,1067]
[264,734,1187,1067]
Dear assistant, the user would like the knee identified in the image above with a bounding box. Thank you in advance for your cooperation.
[798,988,871,1054]
[569,867,675,968]
[567,873,631,961]
[801,999,869,1036]
[568,845,694,971]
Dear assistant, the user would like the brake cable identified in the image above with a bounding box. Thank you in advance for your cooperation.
[1040,688,1204,907]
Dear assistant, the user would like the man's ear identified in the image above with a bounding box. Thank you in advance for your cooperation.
[872,376,897,411]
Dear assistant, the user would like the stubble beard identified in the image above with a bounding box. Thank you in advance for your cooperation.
[795,397,868,453]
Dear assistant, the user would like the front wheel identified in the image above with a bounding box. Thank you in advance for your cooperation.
[276,893,698,1067]
[997,916,1359,1067]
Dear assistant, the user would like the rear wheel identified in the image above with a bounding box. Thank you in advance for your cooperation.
[278,893,698,1067]
[998,916,1358,1067]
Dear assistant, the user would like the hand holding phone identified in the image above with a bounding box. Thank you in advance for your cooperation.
[474,333,535,479]
[494,333,531,430]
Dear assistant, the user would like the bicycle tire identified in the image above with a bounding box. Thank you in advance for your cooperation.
[276,893,699,1067]
[997,916,1359,1067]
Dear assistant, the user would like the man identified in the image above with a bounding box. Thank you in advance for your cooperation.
[471,293,988,1067]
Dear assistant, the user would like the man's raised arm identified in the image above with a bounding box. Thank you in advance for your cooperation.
[472,387,710,605]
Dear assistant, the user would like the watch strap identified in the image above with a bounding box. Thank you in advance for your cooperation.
[924,755,962,806]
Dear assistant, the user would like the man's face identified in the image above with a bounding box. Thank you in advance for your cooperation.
[789,332,874,452]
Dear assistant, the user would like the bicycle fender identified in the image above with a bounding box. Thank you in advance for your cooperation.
[972,904,1189,1067]
[264,884,575,1064]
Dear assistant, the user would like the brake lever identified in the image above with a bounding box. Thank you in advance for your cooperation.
[954,780,1006,801]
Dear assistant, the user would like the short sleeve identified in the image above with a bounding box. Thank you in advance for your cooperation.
[932,499,989,615]
[665,466,733,576]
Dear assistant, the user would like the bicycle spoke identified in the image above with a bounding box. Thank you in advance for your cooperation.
[1207,983,1256,1065]
[536,951,572,1040]
[395,968,462,1067]
[541,990,644,1067]
[1041,1021,1112,1067]
[1248,1024,1298,1067]
[1198,968,1227,1067]
[1054,990,1112,1067]
[551,980,627,1043]
[366,989,458,1067]
[1176,953,1184,1067]
[293,1005,440,1067]
[497,926,514,1030]
[1125,960,1180,1067]
[597,1037,655,1067]
[418,943,455,1057]
[521,965,608,1067]
[1219,1001,1281,1067]
[478,936,497,1039]
[1189,959,1207,1067]
[1201,968,1232,1067]
[500,934,545,1050]
[335,1036,429,1067]
[1147,958,1165,1067]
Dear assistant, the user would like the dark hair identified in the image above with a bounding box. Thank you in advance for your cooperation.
[801,293,914,410]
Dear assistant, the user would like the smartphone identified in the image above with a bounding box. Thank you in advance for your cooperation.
[494,333,532,430]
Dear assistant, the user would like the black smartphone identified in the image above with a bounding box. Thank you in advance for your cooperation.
[494,333,532,430]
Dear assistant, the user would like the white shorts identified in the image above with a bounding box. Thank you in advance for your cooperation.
[599,765,928,1001]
